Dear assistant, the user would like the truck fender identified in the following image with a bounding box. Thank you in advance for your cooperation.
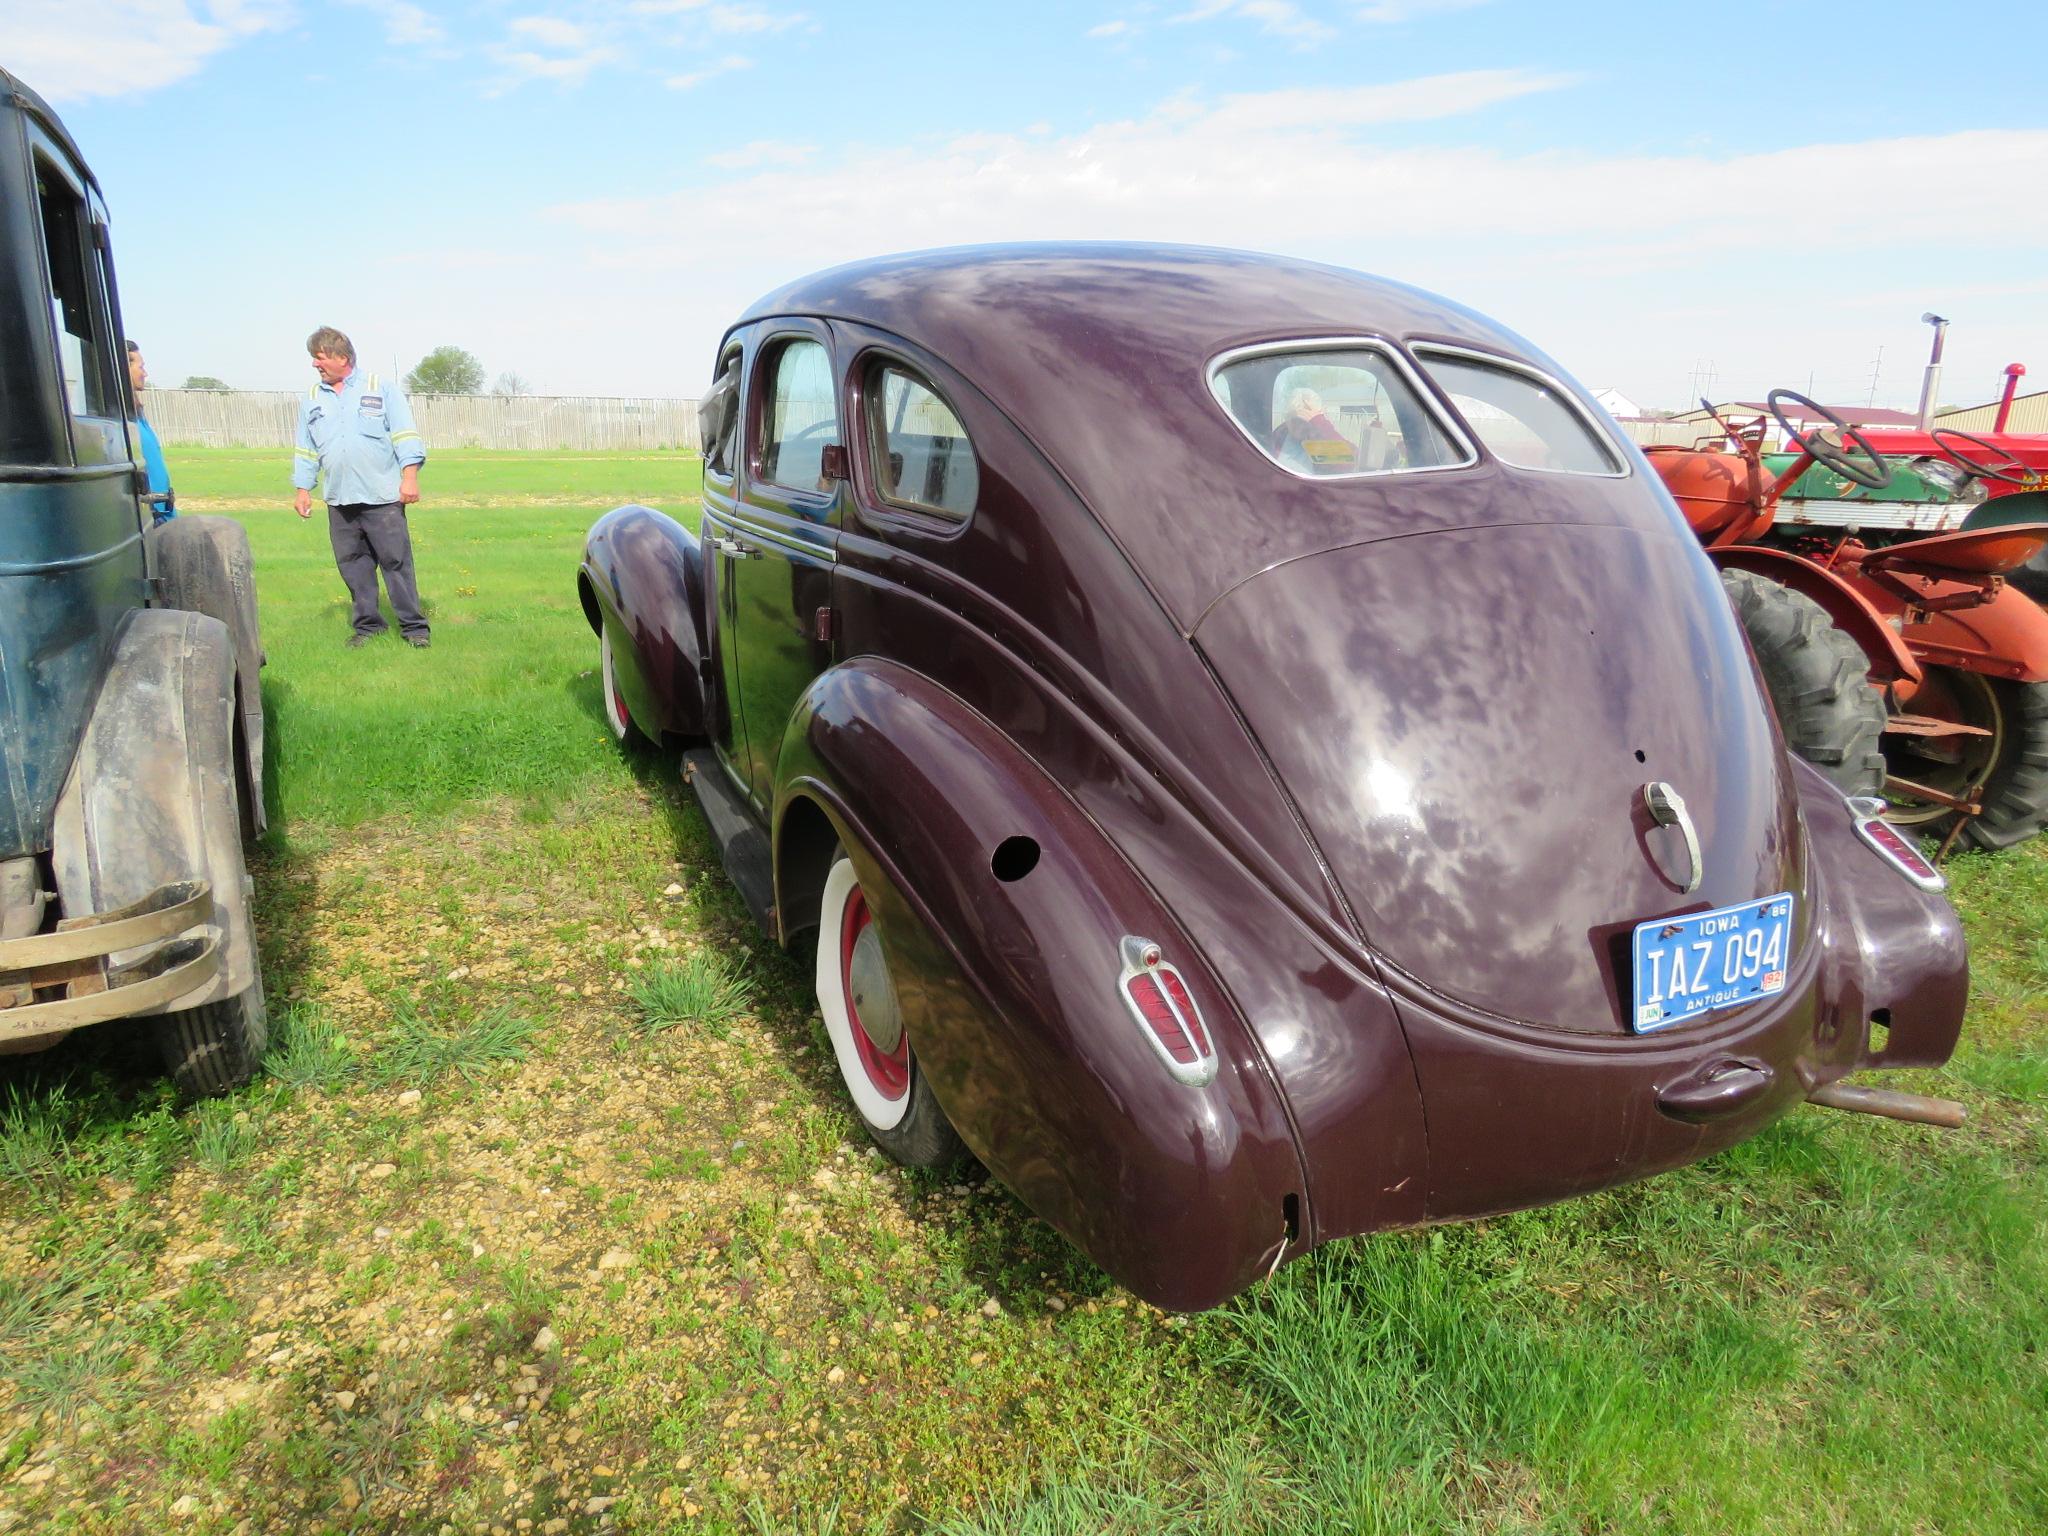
[774,657,1310,1312]
[1899,582,2048,683]
[1709,545,1920,685]
[578,504,706,741]
[50,608,255,1006]
[148,515,266,834]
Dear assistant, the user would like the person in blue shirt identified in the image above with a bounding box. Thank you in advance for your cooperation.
[125,341,175,525]
[292,325,431,649]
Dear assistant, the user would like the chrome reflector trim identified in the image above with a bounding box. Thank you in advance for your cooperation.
[1845,796,1947,892]
[1117,935,1218,1087]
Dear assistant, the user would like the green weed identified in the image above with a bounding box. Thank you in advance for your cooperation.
[629,949,753,1036]
[368,996,541,1087]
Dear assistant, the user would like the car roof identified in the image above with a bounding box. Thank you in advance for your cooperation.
[0,68,97,189]
[738,242,1579,626]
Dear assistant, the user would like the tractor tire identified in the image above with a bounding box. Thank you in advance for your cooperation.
[1721,569,1886,796]
[1962,679,2048,851]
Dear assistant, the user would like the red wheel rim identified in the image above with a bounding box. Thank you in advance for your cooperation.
[839,886,909,1100]
[610,675,630,731]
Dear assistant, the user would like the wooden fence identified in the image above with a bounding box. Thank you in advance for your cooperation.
[141,389,702,452]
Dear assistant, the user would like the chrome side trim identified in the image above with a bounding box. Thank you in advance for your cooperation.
[703,504,838,565]
[1204,335,1479,482]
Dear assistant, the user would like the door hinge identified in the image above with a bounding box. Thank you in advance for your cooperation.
[813,606,834,643]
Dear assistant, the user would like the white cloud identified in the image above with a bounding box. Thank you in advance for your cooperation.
[705,138,815,169]
[509,15,589,49]
[1087,20,1134,37]
[5,0,291,101]
[665,53,753,89]
[341,0,445,47]
[1354,0,1492,21]
[701,3,804,34]
[1173,0,1334,43]
[531,77,2048,403]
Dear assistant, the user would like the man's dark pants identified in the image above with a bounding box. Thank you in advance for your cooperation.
[327,501,427,639]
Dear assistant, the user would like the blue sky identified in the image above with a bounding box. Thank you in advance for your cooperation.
[11,0,2048,408]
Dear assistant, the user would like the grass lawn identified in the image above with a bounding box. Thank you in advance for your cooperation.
[0,448,2043,1533]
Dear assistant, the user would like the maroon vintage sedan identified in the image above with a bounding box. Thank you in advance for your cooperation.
[578,244,1969,1312]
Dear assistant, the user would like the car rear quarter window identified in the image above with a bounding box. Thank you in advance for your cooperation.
[868,365,978,520]
[1415,348,1625,476]
[760,339,837,491]
[1209,342,1467,479]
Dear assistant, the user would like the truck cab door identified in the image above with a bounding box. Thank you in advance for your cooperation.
[714,324,842,813]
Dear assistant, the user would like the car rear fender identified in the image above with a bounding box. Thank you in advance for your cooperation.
[1794,759,1967,1072]
[1710,545,1921,685]
[578,504,706,740]
[775,657,1310,1311]
[49,608,252,1006]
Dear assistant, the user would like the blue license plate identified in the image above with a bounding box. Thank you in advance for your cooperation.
[1631,893,1794,1033]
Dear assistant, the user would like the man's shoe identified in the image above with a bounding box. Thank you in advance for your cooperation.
[345,633,370,649]
[406,634,431,649]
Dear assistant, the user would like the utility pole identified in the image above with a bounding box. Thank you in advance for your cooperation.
[1866,345,1885,407]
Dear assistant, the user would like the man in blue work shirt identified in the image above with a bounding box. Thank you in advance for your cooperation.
[126,341,175,525]
[292,325,431,649]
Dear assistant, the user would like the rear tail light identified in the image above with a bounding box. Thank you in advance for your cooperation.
[1118,936,1217,1085]
[1845,797,1946,892]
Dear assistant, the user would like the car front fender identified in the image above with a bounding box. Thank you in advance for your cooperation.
[578,503,706,740]
[50,608,253,1007]
[776,657,1309,1311]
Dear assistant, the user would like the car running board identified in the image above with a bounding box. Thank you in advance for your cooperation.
[682,749,778,939]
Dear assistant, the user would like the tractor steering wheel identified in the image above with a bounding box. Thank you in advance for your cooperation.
[1767,389,1893,490]
[1931,427,2039,487]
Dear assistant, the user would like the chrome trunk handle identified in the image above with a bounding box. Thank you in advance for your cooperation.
[1643,780,1702,894]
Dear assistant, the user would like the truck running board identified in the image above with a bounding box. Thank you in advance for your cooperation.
[681,750,778,939]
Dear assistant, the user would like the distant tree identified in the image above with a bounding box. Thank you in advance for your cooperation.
[406,345,485,396]
[180,374,231,390]
[492,371,533,397]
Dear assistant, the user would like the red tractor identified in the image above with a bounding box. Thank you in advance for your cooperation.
[1648,391,2048,852]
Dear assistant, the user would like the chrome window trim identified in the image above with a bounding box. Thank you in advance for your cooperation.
[1410,342,1633,479]
[1204,336,1478,482]
[865,359,980,523]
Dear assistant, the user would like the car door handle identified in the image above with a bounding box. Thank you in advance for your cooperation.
[714,536,759,560]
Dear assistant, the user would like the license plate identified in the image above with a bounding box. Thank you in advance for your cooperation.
[1631,893,1794,1033]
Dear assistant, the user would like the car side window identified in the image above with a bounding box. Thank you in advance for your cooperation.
[700,347,741,477]
[759,339,837,493]
[34,154,118,421]
[869,364,978,521]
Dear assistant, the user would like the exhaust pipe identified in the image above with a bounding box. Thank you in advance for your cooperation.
[1916,312,1949,431]
[1809,1080,1966,1129]
[1994,363,2027,433]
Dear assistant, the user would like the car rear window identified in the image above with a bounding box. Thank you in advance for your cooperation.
[1414,348,1624,476]
[1209,342,1467,479]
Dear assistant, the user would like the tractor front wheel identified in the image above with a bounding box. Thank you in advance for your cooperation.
[1721,570,1886,796]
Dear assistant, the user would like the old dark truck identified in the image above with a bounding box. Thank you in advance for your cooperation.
[0,69,267,1093]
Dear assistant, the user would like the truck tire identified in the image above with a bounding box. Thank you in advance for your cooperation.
[1722,569,1887,796]
[150,517,267,835]
[154,978,267,1095]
